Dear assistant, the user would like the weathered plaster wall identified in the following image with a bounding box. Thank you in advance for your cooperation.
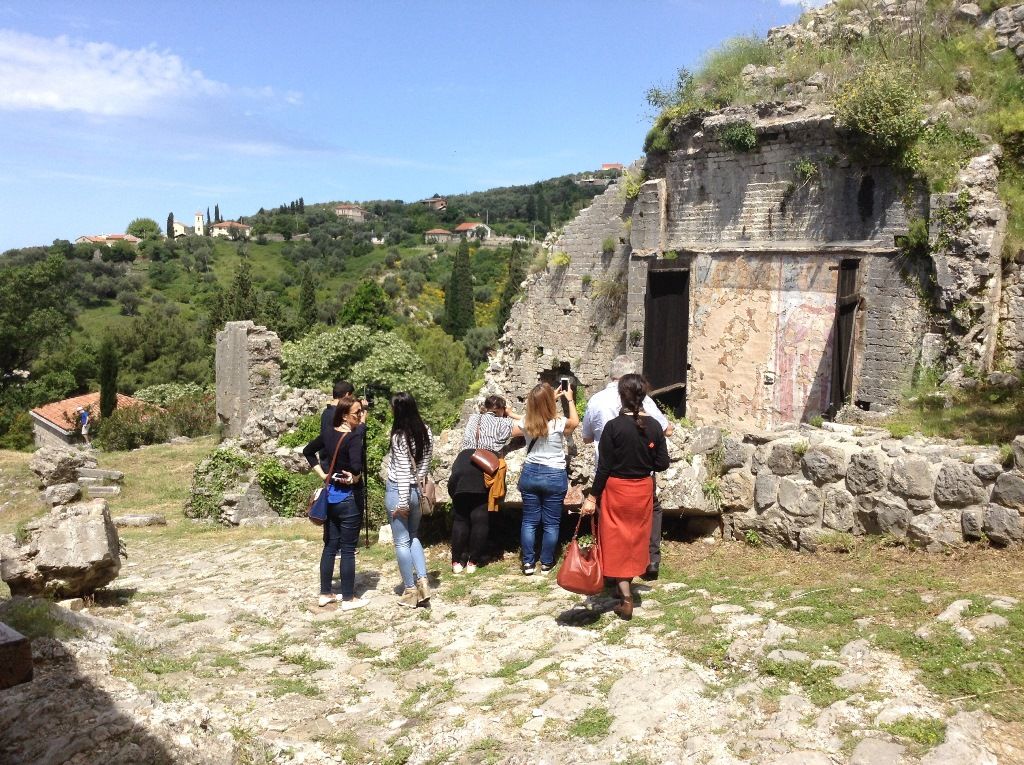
[685,253,837,430]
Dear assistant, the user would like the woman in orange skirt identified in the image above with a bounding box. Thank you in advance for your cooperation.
[581,374,670,619]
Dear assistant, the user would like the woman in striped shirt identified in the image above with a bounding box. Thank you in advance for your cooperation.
[385,392,434,608]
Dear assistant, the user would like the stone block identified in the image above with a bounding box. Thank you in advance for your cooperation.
[1014,435,1024,471]
[76,467,124,481]
[983,504,1023,546]
[85,485,120,497]
[857,493,910,536]
[722,437,753,471]
[961,506,984,540]
[689,426,723,456]
[0,499,121,598]
[801,445,848,485]
[767,442,802,475]
[29,446,96,487]
[934,462,988,507]
[908,511,963,552]
[41,482,81,507]
[889,456,936,499]
[113,514,167,528]
[991,471,1024,510]
[846,451,890,495]
[719,470,755,511]
[972,462,1003,482]
[0,622,32,689]
[224,480,277,525]
[822,485,856,532]
[755,472,779,511]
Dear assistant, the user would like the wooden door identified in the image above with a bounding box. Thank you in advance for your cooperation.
[643,267,689,416]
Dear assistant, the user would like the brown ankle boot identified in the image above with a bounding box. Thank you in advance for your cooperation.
[614,596,634,621]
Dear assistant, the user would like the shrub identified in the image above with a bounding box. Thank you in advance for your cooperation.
[550,252,571,268]
[793,158,820,185]
[277,414,321,448]
[93,404,168,451]
[601,237,616,255]
[0,412,34,451]
[528,251,548,274]
[833,64,924,160]
[621,168,646,199]
[185,447,253,519]
[164,393,216,438]
[255,459,321,517]
[133,382,207,407]
[719,121,758,152]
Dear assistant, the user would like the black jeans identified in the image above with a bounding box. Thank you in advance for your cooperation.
[451,493,489,565]
[650,489,663,569]
[320,496,361,598]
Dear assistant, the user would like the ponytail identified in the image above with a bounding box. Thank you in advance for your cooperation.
[618,373,650,437]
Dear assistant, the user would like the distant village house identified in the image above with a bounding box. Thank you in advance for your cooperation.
[453,222,492,240]
[172,212,206,238]
[74,234,141,247]
[334,204,369,222]
[29,392,145,449]
[210,221,252,239]
[424,228,453,244]
[419,194,448,212]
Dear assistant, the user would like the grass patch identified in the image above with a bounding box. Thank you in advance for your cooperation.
[0,599,83,641]
[882,716,947,748]
[467,737,504,765]
[111,636,196,701]
[490,657,533,678]
[393,643,432,670]
[210,654,243,670]
[880,381,1024,445]
[269,676,321,698]
[569,707,613,739]
[282,650,331,672]
[759,658,847,707]
[170,611,207,624]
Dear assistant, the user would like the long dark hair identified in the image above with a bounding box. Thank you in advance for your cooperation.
[618,373,649,436]
[331,396,357,428]
[390,391,429,464]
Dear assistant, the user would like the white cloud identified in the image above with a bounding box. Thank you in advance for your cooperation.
[0,29,225,116]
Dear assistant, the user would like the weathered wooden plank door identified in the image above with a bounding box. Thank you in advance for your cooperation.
[828,258,860,418]
[643,266,689,416]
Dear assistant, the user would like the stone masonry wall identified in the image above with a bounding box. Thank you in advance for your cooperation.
[215,321,282,438]
[487,180,635,404]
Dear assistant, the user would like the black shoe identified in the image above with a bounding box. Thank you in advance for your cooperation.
[640,565,659,582]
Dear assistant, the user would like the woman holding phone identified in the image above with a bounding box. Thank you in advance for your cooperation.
[303,398,368,611]
[517,381,578,575]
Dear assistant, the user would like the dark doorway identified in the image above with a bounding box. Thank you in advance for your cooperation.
[828,258,860,418]
[643,266,689,417]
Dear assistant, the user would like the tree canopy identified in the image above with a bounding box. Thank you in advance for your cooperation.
[126,217,163,240]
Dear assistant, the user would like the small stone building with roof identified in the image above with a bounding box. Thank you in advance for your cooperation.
[30,392,143,448]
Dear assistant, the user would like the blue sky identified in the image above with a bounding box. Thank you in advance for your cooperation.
[0,1,824,250]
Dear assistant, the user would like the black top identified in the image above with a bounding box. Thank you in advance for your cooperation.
[303,426,364,478]
[591,414,669,499]
[448,448,488,497]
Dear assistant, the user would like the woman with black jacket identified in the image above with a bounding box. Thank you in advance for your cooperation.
[303,397,368,611]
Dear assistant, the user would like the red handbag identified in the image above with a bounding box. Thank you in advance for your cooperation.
[556,515,603,595]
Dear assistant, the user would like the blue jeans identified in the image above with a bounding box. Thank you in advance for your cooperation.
[385,480,428,588]
[321,496,361,598]
[518,463,567,567]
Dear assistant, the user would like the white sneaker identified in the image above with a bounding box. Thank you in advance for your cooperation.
[465,562,477,574]
[318,594,336,607]
[452,562,464,574]
[341,597,368,612]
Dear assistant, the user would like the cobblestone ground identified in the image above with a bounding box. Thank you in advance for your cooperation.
[3,519,1024,765]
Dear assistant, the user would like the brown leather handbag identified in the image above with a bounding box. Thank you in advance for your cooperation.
[470,415,500,475]
[556,515,603,595]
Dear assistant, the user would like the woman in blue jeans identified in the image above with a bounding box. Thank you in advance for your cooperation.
[517,382,579,575]
[303,398,367,611]
[384,392,434,607]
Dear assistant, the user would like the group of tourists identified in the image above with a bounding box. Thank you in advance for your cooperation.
[305,354,673,621]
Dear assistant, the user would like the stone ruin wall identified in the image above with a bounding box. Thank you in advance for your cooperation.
[215,321,283,438]
[630,110,933,427]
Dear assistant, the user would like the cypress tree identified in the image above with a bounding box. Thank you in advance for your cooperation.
[228,258,258,320]
[298,265,317,330]
[98,336,119,418]
[214,203,221,223]
[298,197,305,214]
[445,238,475,338]
[166,212,174,239]
[498,240,526,330]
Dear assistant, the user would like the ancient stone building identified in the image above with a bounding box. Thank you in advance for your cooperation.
[490,105,1007,432]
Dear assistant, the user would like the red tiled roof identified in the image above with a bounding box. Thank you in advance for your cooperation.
[31,392,147,433]
[601,163,624,170]
[425,228,451,235]
[211,221,250,228]
[454,222,483,232]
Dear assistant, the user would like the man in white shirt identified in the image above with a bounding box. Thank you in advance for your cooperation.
[581,355,674,580]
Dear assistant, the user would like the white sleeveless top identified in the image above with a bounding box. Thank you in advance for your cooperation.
[519,417,568,469]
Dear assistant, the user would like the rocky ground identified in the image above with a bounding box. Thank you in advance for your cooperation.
[3,533,1024,765]
[2,444,1024,764]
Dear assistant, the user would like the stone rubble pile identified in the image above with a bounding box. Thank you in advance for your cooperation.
[28,444,125,505]
[0,498,122,597]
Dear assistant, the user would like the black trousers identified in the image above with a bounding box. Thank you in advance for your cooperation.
[451,492,489,565]
[649,489,663,569]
